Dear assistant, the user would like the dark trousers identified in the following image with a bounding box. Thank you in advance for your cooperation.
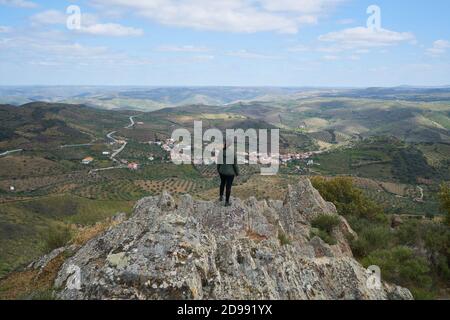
[219,174,235,202]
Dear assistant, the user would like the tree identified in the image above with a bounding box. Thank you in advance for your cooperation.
[311,176,384,221]
[310,214,341,245]
[439,183,450,226]
[362,246,432,299]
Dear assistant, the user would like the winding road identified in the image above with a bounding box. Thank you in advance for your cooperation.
[106,115,138,162]
[0,149,23,157]
[415,186,424,202]
[125,116,137,129]
[106,131,126,163]
[106,131,119,143]
[60,143,94,149]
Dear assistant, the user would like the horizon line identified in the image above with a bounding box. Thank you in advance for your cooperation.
[1,84,450,89]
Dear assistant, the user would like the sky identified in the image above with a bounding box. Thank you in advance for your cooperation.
[0,0,449,87]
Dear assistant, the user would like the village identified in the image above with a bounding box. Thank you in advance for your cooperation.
[80,135,324,173]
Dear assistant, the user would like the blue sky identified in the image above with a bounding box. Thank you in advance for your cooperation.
[0,0,449,86]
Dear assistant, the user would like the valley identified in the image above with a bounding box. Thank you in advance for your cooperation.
[0,87,449,299]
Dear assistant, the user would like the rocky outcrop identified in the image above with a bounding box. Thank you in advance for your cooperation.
[51,178,413,300]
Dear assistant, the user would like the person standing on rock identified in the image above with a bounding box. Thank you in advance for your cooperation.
[217,137,239,207]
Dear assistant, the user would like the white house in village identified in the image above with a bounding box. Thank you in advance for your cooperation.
[82,157,94,165]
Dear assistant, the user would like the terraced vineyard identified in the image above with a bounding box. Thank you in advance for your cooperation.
[418,143,450,168]
[135,178,215,195]
[120,141,168,162]
[195,164,261,178]
[0,172,88,193]
[74,179,148,201]
[363,188,441,216]
[309,131,334,144]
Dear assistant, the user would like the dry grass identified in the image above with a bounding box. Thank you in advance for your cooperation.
[196,174,297,201]
[0,215,125,299]
[0,254,65,300]
[72,216,125,246]
[72,222,111,246]
[246,229,268,242]
[0,174,75,192]
[0,156,63,178]
[380,182,409,197]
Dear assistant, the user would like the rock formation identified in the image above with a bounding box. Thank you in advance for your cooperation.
[37,178,412,300]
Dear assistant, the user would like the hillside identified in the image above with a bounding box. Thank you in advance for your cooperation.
[0,96,449,299]
[0,102,135,151]
[0,178,413,300]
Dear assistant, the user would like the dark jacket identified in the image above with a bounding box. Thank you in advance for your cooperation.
[217,148,240,177]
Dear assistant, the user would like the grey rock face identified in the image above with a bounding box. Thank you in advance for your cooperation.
[53,178,413,300]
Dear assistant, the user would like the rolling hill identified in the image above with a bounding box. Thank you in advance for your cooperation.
[0,102,136,151]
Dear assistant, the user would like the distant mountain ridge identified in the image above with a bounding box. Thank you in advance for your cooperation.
[2,86,450,111]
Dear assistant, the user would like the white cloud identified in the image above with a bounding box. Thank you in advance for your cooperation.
[260,0,342,14]
[157,45,210,52]
[0,31,151,67]
[319,27,415,50]
[337,18,355,25]
[30,10,143,37]
[227,50,279,59]
[0,0,37,8]
[31,10,68,25]
[41,43,110,57]
[91,0,343,34]
[0,26,12,33]
[192,55,215,61]
[31,10,99,26]
[80,23,143,37]
[427,40,450,57]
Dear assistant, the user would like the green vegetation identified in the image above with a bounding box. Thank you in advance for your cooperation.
[311,214,341,233]
[392,147,437,184]
[1,91,450,299]
[0,195,133,277]
[362,246,432,299]
[351,225,393,257]
[43,224,73,253]
[310,214,340,245]
[314,138,448,183]
[312,176,450,299]
[311,176,384,221]
[278,231,292,246]
[439,183,450,225]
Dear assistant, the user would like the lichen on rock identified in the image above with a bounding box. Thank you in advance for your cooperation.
[52,178,413,300]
